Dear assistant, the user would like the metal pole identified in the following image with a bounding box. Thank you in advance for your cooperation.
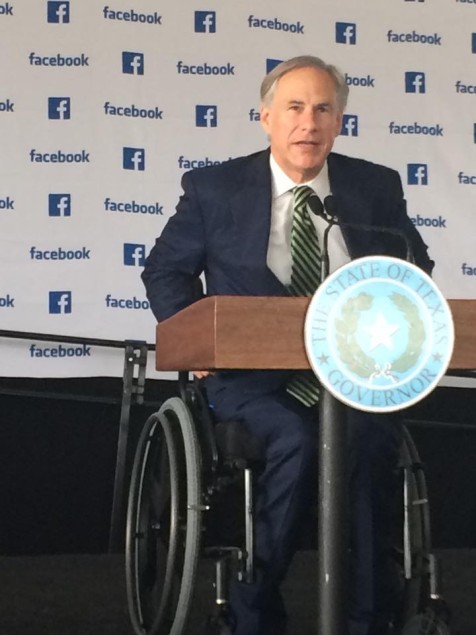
[317,388,349,635]
[108,342,148,552]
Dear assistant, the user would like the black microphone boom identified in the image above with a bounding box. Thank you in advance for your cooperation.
[307,194,415,279]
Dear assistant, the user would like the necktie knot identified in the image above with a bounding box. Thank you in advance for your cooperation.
[292,185,315,211]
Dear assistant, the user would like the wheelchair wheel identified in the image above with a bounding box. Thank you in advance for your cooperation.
[395,425,432,629]
[126,397,203,635]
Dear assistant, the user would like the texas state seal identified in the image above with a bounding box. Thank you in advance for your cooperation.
[304,256,454,413]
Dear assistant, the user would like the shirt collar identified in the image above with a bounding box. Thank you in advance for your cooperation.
[269,153,330,200]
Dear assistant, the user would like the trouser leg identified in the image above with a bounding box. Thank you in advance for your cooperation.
[347,411,402,633]
[206,378,402,635]
[209,389,317,635]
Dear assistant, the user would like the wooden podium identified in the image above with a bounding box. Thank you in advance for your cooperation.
[156,296,476,372]
[155,296,476,635]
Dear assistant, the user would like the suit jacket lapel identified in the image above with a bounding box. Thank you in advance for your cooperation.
[229,150,271,263]
[228,149,288,295]
[328,153,374,259]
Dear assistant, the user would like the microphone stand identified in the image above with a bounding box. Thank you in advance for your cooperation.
[317,217,349,635]
[317,386,348,635]
[315,206,415,635]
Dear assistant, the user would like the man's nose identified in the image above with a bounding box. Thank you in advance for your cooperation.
[300,109,318,130]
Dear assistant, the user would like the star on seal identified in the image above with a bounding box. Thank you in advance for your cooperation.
[363,312,400,351]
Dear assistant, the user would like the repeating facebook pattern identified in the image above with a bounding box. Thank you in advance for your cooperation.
[0,0,475,377]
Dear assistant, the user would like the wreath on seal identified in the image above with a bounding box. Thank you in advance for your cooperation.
[334,292,425,379]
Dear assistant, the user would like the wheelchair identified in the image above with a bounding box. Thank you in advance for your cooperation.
[125,374,452,635]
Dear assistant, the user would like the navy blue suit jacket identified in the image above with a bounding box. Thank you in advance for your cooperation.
[142,149,434,398]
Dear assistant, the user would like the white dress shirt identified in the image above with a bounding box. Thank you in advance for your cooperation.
[266,154,350,285]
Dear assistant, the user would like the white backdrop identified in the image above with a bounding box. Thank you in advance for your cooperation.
[0,0,475,378]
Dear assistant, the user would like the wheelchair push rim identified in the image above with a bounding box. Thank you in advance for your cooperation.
[125,397,203,635]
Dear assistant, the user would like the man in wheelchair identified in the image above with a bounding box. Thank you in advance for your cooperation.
[142,55,434,635]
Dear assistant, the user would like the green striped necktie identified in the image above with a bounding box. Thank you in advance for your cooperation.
[286,185,322,407]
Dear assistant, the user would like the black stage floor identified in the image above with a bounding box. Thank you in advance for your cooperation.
[0,550,474,635]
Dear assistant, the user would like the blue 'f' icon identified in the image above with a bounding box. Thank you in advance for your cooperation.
[122,52,144,75]
[49,291,72,314]
[196,105,218,127]
[124,244,146,267]
[195,11,216,33]
[48,97,71,120]
[47,1,70,23]
[336,22,357,45]
[266,59,283,74]
[405,72,426,94]
[341,115,359,137]
[49,194,71,217]
[123,148,145,171]
[407,163,428,185]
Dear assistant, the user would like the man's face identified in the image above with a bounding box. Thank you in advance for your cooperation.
[260,66,343,183]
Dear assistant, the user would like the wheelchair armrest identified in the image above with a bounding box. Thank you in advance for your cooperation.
[214,421,265,465]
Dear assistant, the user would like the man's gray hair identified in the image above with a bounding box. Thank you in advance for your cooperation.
[260,55,349,112]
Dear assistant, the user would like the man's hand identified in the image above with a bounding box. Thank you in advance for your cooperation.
[193,370,214,379]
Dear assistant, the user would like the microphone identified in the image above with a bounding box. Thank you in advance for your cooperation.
[323,195,338,220]
[307,192,325,219]
[308,192,341,224]
[308,194,415,279]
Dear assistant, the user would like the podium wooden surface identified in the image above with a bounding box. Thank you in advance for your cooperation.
[156,296,476,372]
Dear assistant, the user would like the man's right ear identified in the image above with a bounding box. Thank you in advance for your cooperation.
[259,105,271,135]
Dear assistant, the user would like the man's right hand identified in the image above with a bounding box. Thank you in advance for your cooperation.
[193,371,214,379]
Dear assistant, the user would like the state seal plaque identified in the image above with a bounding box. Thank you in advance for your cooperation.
[304,256,454,413]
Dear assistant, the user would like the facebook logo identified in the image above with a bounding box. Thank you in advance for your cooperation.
[49,291,72,314]
[48,97,71,120]
[196,105,218,127]
[195,11,216,33]
[472,33,476,54]
[266,58,283,74]
[407,164,428,185]
[47,1,70,23]
[122,52,144,75]
[336,22,356,45]
[48,194,71,217]
[124,243,146,267]
[405,72,426,94]
[341,115,359,137]
[123,147,145,171]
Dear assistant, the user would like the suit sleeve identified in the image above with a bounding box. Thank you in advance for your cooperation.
[387,171,435,275]
[142,171,206,322]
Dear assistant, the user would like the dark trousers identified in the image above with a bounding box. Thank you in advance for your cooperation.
[205,376,402,635]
